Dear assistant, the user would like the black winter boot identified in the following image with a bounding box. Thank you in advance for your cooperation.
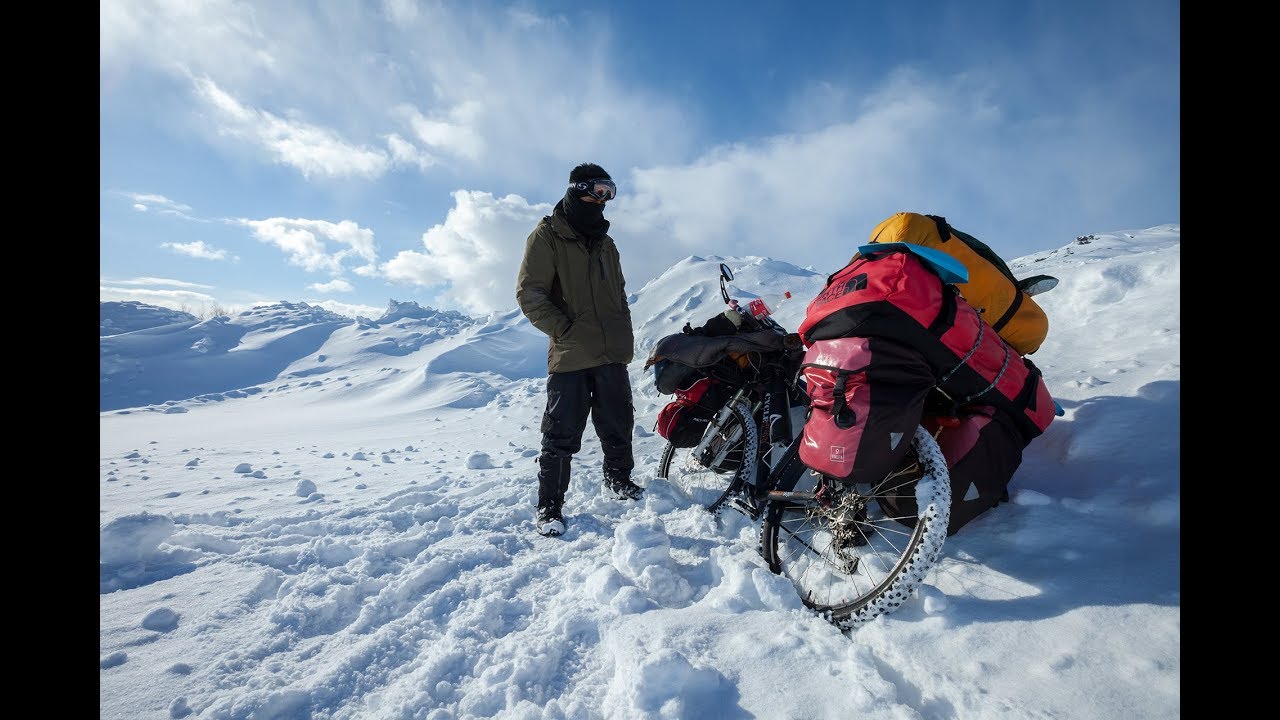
[603,469,643,501]
[536,505,565,537]
[536,453,572,535]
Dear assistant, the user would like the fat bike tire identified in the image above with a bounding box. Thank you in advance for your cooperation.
[657,398,758,514]
[759,425,950,628]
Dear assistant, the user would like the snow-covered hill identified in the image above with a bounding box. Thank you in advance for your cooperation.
[99,301,476,412]
[100,301,197,336]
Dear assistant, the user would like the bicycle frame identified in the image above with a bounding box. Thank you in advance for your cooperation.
[709,367,810,519]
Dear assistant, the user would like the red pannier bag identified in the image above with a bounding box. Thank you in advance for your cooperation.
[799,336,935,480]
[656,377,721,448]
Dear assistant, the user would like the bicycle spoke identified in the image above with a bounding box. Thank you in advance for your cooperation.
[778,515,874,605]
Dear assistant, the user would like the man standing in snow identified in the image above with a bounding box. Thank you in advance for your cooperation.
[516,163,642,537]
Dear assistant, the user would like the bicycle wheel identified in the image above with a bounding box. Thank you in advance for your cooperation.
[759,425,950,628]
[657,397,758,513]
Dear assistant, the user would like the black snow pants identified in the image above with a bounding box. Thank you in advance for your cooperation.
[537,362,635,510]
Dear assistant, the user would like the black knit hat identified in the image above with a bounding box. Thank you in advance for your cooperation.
[569,163,611,183]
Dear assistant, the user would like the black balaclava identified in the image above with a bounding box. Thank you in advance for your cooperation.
[557,190,610,242]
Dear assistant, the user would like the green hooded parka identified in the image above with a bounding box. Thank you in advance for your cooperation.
[515,212,634,373]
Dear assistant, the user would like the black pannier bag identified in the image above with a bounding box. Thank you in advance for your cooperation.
[652,357,703,395]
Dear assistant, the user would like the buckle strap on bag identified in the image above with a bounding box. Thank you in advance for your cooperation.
[802,361,872,430]
[831,373,858,429]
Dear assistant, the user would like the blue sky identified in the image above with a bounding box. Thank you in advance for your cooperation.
[100,0,1180,319]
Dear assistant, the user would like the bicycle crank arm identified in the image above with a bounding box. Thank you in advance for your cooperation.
[765,490,818,503]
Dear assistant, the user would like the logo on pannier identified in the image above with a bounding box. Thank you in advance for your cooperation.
[830,445,845,462]
[815,273,868,304]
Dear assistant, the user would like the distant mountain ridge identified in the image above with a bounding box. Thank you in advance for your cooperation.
[99,299,478,412]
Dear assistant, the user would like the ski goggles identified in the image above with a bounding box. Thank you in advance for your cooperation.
[570,178,617,201]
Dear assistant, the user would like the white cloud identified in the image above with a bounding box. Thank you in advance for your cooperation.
[99,284,217,310]
[161,240,233,261]
[398,101,486,160]
[194,77,389,180]
[101,0,279,88]
[121,192,198,219]
[103,2,694,188]
[308,278,355,293]
[124,192,192,212]
[115,191,215,222]
[385,133,437,172]
[239,217,378,274]
[104,277,214,289]
[381,191,547,314]
[606,70,1063,288]
[381,0,420,26]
